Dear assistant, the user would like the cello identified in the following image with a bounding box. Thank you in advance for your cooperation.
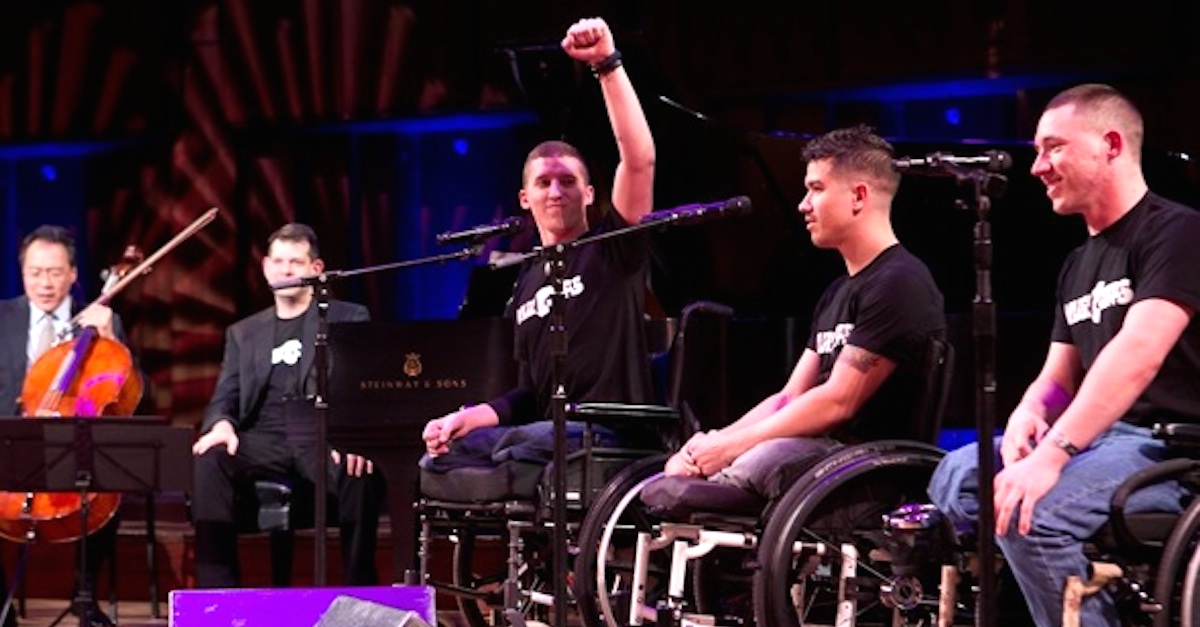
[0,208,217,544]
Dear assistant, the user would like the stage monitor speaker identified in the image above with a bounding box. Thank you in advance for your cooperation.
[316,595,431,627]
[169,585,436,626]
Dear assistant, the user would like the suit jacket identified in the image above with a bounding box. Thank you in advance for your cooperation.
[0,295,129,415]
[201,300,369,434]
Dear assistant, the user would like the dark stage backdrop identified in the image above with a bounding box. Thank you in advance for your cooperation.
[0,0,1196,426]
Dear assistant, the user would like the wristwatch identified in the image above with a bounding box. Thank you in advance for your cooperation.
[1048,430,1082,456]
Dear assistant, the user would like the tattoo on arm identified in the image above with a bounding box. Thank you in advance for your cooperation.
[839,345,882,374]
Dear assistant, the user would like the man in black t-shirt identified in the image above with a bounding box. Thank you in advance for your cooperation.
[421,17,657,471]
[191,223,383,588]
[648,125,945,504]
[929,84,1200,626]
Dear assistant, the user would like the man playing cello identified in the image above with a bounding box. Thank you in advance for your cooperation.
[0,225,130,627]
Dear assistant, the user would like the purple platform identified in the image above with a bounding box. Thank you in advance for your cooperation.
[168,585,436,626]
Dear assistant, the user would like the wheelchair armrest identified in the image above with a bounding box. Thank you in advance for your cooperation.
[1109,457,1199,550]
[1153,422,1200,449]
[566,402,680,422]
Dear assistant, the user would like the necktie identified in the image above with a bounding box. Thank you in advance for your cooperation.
[32,314,56,363]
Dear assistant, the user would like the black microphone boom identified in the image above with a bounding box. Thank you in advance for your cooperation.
[894,150,1012,173]
[641,195,752,225]
[436,216,526,245]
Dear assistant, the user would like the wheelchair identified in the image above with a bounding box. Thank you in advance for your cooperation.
[1058,421,1200,627]
[711,423,1199,627]
[575,336,955,627]
[850,421,1200,627]
[415,302,734,627]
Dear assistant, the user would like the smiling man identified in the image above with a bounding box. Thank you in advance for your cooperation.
[420,16,659,476]
[929,83,1200,626]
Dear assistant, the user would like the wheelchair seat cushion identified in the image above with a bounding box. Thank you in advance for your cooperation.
[1091,511,1182,549]
[420,459,546,502]
[641,476,765,518]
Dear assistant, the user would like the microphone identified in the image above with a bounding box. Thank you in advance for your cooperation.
[894,150,1012,173]
[641,195,752,225]
[436,216,526,246]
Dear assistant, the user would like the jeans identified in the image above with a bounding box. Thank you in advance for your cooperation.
[420,420,620,472]
[710,436,839,500]
[928,422,1187,626]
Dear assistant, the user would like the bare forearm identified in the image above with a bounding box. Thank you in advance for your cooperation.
[738,385,852,445]
[600,67,655,223]
[1043,334,1162,448]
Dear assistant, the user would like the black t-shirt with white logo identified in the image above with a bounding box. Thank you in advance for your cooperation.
[489,210,653,426]
[1051,192,1200,426]
[254,314,306,433]
[806,244,946,442]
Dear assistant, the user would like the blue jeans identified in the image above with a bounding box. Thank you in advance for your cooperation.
[928,422,1187,626]
[420,420,620,471]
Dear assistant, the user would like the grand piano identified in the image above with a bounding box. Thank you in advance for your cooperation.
[326,317,516,582]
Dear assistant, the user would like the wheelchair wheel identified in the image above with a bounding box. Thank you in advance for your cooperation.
[1155,498,1200,627]
[1183,530,1200,627]
[573,455,673,627]
[753,441,946,627]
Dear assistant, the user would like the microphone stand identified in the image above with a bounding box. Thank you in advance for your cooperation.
[942,163,1007,627]
[270,245,483,586]
[490,218,676,627]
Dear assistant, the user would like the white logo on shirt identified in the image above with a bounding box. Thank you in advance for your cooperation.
[1062,278,1134,326]
[272,338,303,366]
[515,275,585,325]
[815,323,855,354]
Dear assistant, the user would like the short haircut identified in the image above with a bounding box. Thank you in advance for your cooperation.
[1044,83,1144,160]
[802,124,901,196]
[19,225,77,268]
[522,140,590,185]
[267,223,320,260]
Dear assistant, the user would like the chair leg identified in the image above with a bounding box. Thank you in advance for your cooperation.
[270,529,294,587]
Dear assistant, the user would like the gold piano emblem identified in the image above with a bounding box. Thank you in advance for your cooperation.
[403,352,423,378]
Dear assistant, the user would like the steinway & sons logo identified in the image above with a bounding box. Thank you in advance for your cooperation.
[358,351,468,391]
[403,353,423,377]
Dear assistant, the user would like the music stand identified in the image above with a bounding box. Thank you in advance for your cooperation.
[0,417,194,627]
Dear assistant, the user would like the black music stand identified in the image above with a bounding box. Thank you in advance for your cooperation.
[0,417,194,627]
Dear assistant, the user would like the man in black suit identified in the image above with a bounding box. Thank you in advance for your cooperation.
[0,225,126,627]
[191,223,383,588]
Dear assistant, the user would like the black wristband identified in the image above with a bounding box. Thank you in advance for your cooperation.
[590,50,623,78]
